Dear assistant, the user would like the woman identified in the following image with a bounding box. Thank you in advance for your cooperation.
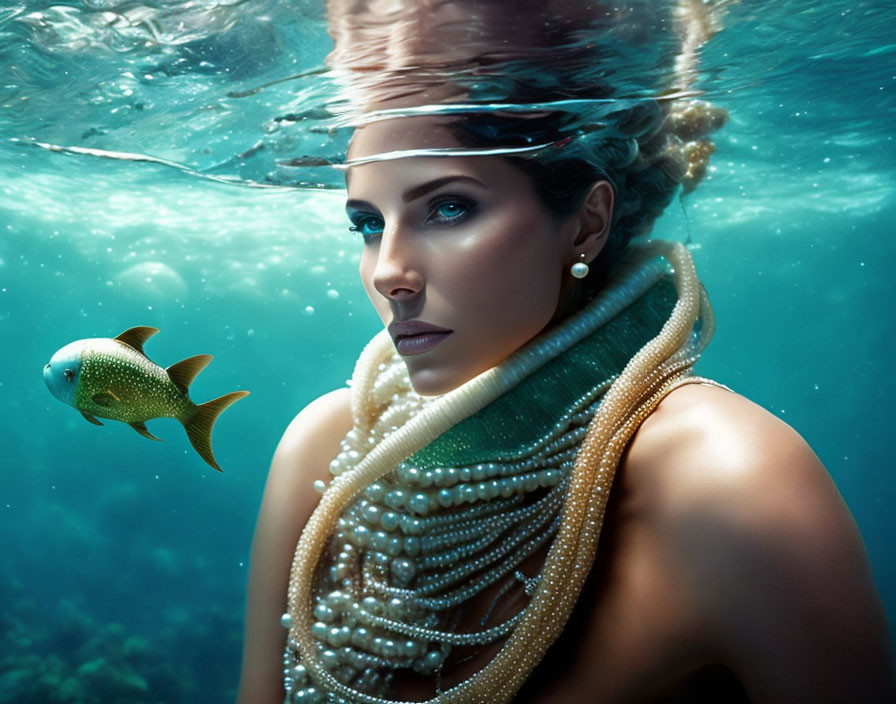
[239,2,894,701]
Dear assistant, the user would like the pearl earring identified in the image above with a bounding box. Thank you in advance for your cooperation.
[570,255,589,279]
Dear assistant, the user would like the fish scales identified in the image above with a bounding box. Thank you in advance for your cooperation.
[75,339,192,423]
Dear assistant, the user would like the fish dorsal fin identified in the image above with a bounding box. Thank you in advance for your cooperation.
[114,326,159,355]
[166,354,213,392]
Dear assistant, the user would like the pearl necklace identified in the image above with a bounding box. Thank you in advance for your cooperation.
[282,241,714,703]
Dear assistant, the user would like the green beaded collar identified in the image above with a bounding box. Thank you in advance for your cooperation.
[408,275,678,469]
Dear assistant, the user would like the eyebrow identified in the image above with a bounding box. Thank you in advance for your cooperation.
[401,175,487,203]
[345,175,488,212]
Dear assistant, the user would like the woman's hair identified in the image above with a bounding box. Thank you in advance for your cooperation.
[327,0,732,302]
[448,95,727,300]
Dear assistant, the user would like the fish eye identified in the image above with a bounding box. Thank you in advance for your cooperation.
[63,369,74,382]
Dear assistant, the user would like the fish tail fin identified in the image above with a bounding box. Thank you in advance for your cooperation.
[182,390,250,471]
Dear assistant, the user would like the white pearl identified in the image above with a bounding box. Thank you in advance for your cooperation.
[349,649,367,669]
[409,493,430,515]
[363,504,380,524]
[361,596,381,614]
[424,650,442,671]
[386,597,404,618]
[351,626,371,648]
[384,489,408,509]
[370,531,389,552]
[313,603,334,622]
[392,558,417,584]
[329,625,351,647]
[381,639,398,658]
[320,649,339,669]
[327,590,349,609]
[381,511,399,531]
[290,664,307,684]
[364,482,385,501]
[571,261,589,278]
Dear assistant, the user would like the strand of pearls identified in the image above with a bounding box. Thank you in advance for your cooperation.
[431,243,714,703]
[283,241,714,704]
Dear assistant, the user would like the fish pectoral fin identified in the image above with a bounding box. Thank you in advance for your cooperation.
[91,391,119,407]
[129,421,162,442]
[114,326,159,356]
[81,411,103,426]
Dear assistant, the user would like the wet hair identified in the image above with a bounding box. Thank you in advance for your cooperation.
[448,96,727,301]
[327,0,731,309]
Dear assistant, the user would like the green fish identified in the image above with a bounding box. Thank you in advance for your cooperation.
[43,325,249,471]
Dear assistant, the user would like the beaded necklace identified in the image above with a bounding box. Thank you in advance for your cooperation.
[282,240,714,703]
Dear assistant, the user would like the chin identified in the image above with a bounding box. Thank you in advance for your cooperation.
[407,373,457,397]
[406,364,472,397]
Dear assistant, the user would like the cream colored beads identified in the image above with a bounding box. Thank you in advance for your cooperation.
[283,240,714,704]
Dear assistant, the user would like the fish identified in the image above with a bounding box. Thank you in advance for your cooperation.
[43,325,249,471]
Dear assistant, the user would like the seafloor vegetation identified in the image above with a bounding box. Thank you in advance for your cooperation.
[0,579,241,703]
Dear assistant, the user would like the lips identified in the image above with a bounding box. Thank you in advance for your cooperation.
[388,320,453,356]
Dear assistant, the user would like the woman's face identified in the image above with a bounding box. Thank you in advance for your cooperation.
[345,117,582,396]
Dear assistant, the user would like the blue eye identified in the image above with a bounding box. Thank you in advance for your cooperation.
[349,216,384,239]
[429,196,475,224]
[435,202,464,218]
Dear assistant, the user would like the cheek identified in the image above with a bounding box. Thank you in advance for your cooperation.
[440,208,563,314]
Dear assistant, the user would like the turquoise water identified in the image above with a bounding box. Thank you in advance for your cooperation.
[1,1,894,701]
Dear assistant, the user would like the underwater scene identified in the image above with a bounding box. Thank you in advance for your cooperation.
[1,1,894,701]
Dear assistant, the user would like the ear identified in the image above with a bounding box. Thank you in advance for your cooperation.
[570,180,614,264]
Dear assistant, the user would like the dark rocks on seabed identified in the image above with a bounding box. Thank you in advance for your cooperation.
[0,579,241,703]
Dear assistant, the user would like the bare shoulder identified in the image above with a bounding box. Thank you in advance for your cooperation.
[273,386,353,472]
[624,381,863,596]
[258,385,354,557]
[237,387,353,704]
[625,382,828,517]
[622,382,895,700]
[262,387,354,525]
[260,386,353,539]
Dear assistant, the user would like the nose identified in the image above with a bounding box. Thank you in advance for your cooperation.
[371,226,424,301]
